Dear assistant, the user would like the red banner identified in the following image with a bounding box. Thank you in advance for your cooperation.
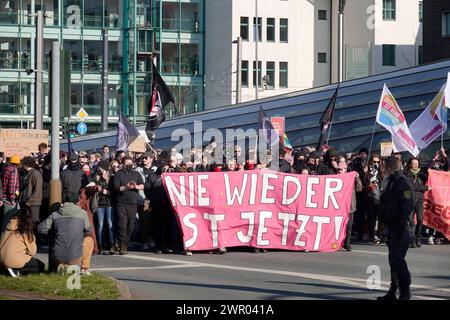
[423,170,450,241]
[162,170,356,252]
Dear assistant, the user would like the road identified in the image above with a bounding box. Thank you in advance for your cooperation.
[35,241,450,300]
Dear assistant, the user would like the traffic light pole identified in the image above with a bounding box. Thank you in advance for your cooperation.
[50,41,61,209]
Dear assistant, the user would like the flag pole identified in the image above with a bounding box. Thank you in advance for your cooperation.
[441,131,444,149]
[326,121,333,146]
[368,120,377,160]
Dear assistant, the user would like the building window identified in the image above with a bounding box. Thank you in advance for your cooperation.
[382,44,396,66]
[265,61,275,89]
[383,0,396,21]
[280,18,288,43]
[418,46,423,65]
[253,17,262,42]
[318,10,327,20]
[279,62,288,88]
[253,61,262,87]
[242,60,249,87]
[240,17,249,41]
[318,52,327,63]
[267,18,275,42]
[419,1,423,23]
[443,12,450,37]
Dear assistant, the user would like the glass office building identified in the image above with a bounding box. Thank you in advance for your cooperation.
[0,0,204,130]
[65,59,450,160]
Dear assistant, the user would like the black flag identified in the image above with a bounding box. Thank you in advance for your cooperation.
[317,86,338,151]
[146,63,175,132]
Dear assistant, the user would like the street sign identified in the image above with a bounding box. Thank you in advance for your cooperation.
[77,122,87,135]
[76,108,89,121]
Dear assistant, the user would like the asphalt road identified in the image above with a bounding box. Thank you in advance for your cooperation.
[35,241,449,300]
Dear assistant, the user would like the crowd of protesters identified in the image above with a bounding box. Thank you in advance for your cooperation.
[0,140,448,277]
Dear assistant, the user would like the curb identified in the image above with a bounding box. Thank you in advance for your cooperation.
[107,276,133,300]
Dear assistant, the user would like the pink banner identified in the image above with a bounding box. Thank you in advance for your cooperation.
[423,170,450,241]
[162,170,356,252]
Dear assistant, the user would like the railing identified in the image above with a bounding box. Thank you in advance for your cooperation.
[162,18,200,32]
[162,62,199,76]
[0,104,32,115]
[0,55,32,70]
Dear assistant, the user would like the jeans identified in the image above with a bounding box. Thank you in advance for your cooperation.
[96,207,114,249]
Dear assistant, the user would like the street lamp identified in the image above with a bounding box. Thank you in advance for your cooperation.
[338,0,347,83]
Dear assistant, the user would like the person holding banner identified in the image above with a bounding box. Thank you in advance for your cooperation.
[378,156,415,301]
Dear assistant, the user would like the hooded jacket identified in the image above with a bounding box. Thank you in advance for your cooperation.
[61,162,83,195]
[38,202,91,263]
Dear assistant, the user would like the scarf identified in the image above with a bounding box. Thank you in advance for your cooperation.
[409,168,420,176]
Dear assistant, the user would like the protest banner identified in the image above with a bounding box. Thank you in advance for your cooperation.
[162,170,355,252]
[0,129,49,158]
[423,170,450,241]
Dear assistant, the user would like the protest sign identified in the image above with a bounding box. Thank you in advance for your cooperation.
[0,129,49,158]
[162,170,355,252]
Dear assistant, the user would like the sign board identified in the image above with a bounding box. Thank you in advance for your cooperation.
[128,136,147,153]
[138,130,150,143]
[380,141,394,157]
[0,129,49,158]
[76,108,89,121]
[270,117,285,137]
[77,122,87,135]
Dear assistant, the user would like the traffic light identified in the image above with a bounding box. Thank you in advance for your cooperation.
[68,121,76,139]
[58,123,67,139]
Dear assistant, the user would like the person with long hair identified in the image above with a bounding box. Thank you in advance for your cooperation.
[0,210,45,277]
[404,157,430,248]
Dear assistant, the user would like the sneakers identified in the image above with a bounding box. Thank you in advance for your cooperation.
[80,269,92,277]
[435,238,442,245]
[109,247,116,255]
[119,250,128,255]
[142,243,150,251]
[373,236,381,244]
[98,249,104,255]
[410,241,417,248]
[428,236,434,245]
[184,250,193,256]
[57,264,68,275]
[253,248,260,253]
[218,247,227,254]
[7,268,20,278]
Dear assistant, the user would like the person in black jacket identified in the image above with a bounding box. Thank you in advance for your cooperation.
[113,157,144,254]
[378,156,414,301]
[317,148,338,175]
[61,154,83,196]
[404,157,430,248]
[94,160,115,255]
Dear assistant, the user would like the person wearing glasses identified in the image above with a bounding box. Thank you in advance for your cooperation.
[361,155,384,244]
[109,160,121,253]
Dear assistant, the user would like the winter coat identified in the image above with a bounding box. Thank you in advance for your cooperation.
[0,218,36,269]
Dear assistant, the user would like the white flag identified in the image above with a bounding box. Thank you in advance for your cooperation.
[445,72,450,109]
[410,83,448,150]
[376,84,419,157]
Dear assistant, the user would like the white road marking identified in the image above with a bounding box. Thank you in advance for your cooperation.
[117,254,450,298]
[352,250,388,256]
[91,264,202,272]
